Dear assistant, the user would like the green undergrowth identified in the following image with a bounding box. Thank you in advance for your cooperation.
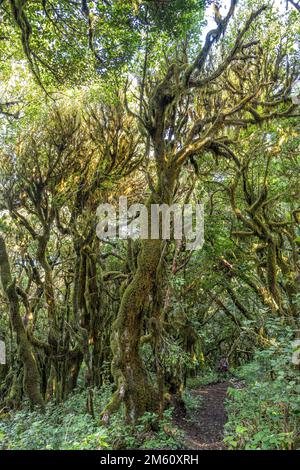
[224,326,300,450]
[182,390,203,423]
[0,385,183,450]
[186,369,221,389]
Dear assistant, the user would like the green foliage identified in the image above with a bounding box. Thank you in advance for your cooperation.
[107,408,184,450]
[144,0,206,38]
[138,409,184,450]
[0,0,207,88]
[224,325,300,450]
[182,390,203,422]
[0,387,183,450]
[187,370,220,389]
[0,387,112,450]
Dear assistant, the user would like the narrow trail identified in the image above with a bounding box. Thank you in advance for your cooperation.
[176,382,230,450]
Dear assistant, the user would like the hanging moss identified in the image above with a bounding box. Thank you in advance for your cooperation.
[0,236,44,410]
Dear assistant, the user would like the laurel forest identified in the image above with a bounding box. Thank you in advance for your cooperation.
[0,0,299,451]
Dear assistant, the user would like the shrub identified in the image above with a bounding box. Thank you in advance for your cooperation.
[0,386,183,450]
[224,327,300,450]
[0,387,111,450]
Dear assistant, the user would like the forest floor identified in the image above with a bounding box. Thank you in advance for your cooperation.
[175,381,230,450]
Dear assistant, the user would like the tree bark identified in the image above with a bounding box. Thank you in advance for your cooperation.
[102,168,177,423]
[0,235,44,409]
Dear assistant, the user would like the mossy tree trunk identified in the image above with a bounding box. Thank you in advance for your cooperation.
[0,236,44,409]
[102,168,178,423]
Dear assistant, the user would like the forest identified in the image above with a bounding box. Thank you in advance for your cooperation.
[0,0,299,454]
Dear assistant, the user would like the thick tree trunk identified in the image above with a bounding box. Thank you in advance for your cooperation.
[102,238,164,423]
[102,168,177,423]
[0,236,44,409]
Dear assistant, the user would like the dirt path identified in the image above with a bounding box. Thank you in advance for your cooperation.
[176,382,230,450]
